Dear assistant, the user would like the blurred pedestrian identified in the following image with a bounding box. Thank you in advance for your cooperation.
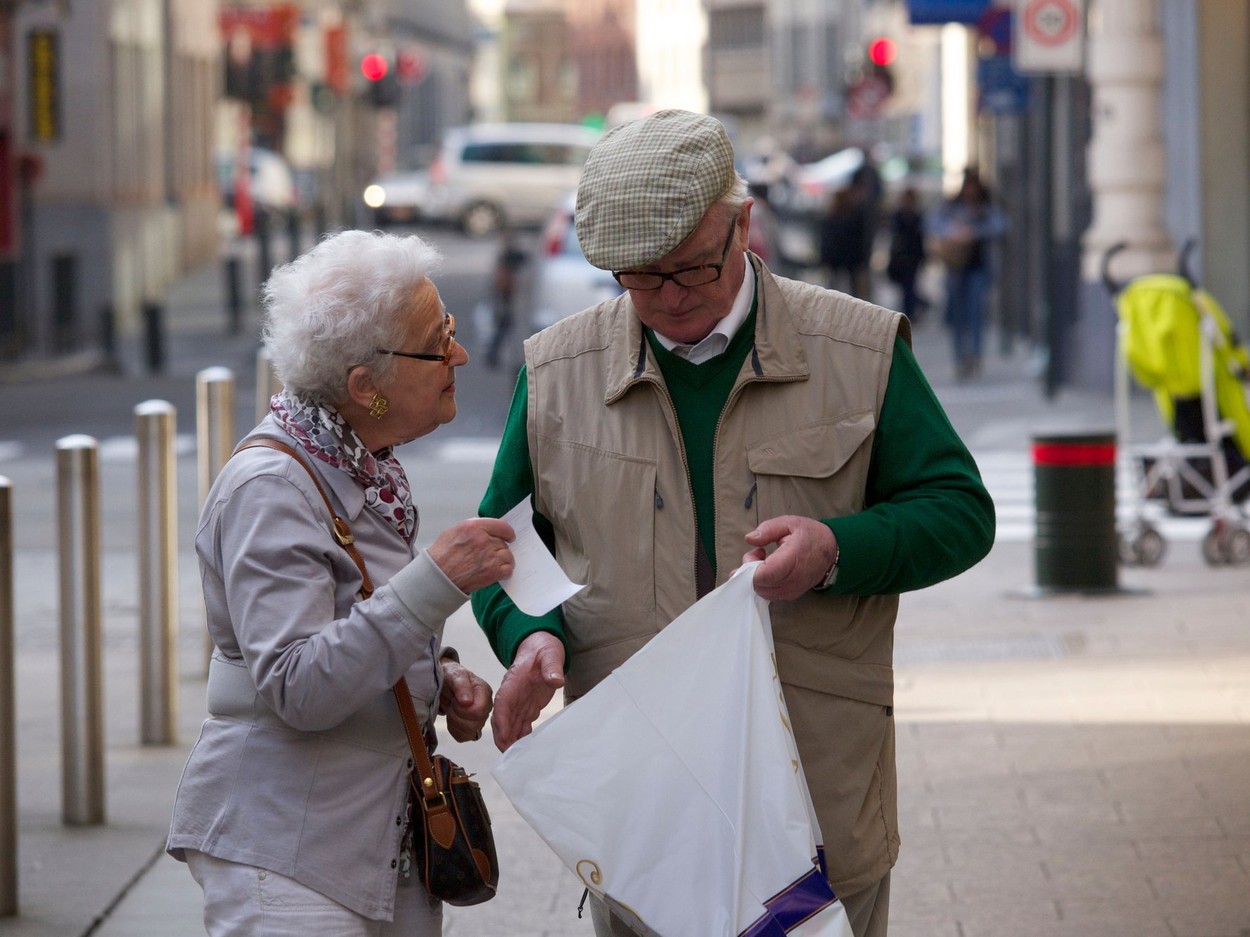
[747,181,785,273]
[931,167,1007,380]
[820,187,869,297]
[167,229,514,935]
[484,226,529,370]
[885,187,929,323]
[849,148,884,298]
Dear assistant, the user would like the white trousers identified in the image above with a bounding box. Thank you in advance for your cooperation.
[185,851,442,937]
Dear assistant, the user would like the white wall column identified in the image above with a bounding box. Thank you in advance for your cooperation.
[1081,0,1171,282]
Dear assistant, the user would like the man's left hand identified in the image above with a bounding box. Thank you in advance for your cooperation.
[742,515,838,601]
[439,659,494,743]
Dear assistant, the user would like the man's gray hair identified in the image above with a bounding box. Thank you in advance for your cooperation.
[261,229,442,403]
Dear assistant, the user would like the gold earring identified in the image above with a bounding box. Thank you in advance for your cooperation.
[368,392,389,420]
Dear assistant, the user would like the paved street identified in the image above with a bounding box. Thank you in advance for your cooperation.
[1,237,1248,936]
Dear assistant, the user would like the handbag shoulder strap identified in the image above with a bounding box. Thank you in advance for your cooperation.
[233,437,444,802]
[234,437,375,598]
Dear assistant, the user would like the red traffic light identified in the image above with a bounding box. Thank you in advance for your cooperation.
[867,37,897,67]
[360,52,389,82]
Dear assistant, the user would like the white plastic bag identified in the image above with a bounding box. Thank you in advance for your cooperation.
[493,563,852,936]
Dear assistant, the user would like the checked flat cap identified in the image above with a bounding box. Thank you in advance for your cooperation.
[575,109,737,271]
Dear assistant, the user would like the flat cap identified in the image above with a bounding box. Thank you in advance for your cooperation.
[575,109,737,271]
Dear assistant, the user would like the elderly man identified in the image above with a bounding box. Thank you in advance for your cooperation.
[472,110,995,937]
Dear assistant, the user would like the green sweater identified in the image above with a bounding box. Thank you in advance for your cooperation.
[472,330,994,666]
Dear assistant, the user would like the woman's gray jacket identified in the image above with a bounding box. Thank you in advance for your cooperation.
[167,417,466,921]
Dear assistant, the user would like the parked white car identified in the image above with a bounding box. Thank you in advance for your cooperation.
[216,146,297,211]
[362,170,431,226]
[529,192,622,333]
[423,123,601,236]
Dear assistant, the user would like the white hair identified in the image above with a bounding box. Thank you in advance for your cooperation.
[261,229,442,402]
[717,172,750,215]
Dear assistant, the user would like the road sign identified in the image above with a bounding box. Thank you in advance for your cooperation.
[847,73,892,120]
[1013,0,1085,74]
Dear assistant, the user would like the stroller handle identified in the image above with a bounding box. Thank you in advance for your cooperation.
[1100,241,1129,296]
[1177,238,1198,285]
[1101,238,1200,300]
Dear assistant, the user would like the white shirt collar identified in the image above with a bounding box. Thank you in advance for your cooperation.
[651,260,756,365]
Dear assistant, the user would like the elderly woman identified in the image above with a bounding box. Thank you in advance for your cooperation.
[167,230,514,935]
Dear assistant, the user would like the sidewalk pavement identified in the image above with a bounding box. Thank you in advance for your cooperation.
[2,257,1248,937]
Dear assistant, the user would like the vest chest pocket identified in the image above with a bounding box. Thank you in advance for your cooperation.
[745,412,876,521]
[536,444,659,627]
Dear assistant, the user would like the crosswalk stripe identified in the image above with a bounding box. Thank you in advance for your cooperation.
[974,448,1210,543]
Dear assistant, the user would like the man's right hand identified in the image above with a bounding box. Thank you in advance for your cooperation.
[491,631,565,751]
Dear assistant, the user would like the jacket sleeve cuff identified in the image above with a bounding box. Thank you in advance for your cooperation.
[378,550,468,637]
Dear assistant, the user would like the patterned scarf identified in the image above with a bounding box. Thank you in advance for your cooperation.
[271,388,416,543]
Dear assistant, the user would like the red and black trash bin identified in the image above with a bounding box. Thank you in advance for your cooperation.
[1032,432,1120,593]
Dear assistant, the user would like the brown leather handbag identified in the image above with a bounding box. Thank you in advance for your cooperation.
[237,437,499,906]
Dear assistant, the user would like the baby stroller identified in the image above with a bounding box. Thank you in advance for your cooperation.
[1102,241,1250,567]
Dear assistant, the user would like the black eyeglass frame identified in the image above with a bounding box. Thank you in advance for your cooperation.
[611,220,738,291]
[377,314,457,365]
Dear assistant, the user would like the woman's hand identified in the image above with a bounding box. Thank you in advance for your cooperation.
[427,517,515,593]
[439,659,493,743]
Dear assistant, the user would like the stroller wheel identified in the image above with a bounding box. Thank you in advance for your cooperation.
[1134,527,1166,567]
[1117,532,1138,566]
[1120,524,1165,566]
[1202,527,1228,565]
[1224,526,1250,566]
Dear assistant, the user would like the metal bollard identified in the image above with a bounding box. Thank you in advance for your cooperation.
[223,255,243,336]
[255,208,272,298]
[99,303,117,366]
[255,347,283,423]
[135,402,179,745]
[56,436,105,826]
[1032,432,1120,593]
[143,301,166,374]
[287,207,301,261]
[197,369,235,667]
[197,367,236,506]
[0,478,16,915]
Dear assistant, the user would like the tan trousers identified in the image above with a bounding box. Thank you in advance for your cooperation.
[589,870,891,937]
[840,871,891,937]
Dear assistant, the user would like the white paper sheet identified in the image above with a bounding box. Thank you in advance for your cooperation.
[499,499,585,615]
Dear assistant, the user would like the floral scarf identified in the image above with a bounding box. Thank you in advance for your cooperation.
[270,388,416,543]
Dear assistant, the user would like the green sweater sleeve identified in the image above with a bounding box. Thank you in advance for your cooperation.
[822,337,996,595]
[471,369,567,667]
[472,337,996,660]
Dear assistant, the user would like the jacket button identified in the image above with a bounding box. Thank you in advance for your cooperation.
[396,815,403,825]
[407,758,414,768]
[391,859,398,869]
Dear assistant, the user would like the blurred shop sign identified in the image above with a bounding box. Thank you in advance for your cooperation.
[977,55,1030,114]
[906,0,991,25]
[27,29,59,144]
[1013,0,1085,73]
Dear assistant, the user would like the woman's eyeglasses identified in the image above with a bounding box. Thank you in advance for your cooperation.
[377,314,457,365]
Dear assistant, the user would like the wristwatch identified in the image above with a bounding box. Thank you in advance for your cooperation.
[817,541,841,591]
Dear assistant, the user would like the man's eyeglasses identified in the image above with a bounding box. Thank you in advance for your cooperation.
[612,221,738,291]
[377,314,457,365]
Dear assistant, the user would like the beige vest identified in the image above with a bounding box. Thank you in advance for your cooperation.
[524,257,908,894]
